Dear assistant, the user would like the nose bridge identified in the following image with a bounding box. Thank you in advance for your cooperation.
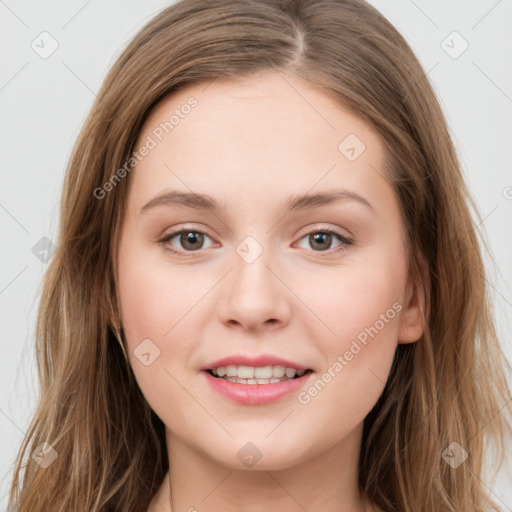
[232,233,277,304]
[218,233,290,329]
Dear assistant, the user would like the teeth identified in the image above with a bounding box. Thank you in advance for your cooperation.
[285,368,296,378]
[210,364,308,384]
[272,365,286,378]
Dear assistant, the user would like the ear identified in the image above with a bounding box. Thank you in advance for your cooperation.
[398,253,429,344]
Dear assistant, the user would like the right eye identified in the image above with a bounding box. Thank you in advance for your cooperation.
[158,228,215,254]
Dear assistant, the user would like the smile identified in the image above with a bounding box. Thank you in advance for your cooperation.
[203,366,314,405]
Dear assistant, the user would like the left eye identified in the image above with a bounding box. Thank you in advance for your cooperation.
[296,229,353,252]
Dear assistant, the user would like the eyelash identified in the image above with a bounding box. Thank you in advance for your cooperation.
[158,226,354,257]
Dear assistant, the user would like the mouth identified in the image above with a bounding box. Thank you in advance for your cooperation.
[202,364,315,405]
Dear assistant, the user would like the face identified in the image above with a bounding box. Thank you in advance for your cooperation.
[116,70,424,471]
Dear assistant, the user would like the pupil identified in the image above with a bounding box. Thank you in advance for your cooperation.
[311,232,331,251]
[182,232,203,250]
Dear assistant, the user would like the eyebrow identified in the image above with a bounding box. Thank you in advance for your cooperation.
[140,188,375,214]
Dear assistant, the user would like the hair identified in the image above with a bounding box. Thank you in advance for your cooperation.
[8,0,511,511]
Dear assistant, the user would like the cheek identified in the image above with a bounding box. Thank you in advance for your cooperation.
[117,242,206,345]
[118,267,172,343]
[298,252,405,352]
[293,248,406,413]
[116,242,200,380]
[117,247,210,428]
[334,268,403,356]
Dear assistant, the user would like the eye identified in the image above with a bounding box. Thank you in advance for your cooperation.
[295,228,354,253]
[158,228,215,254]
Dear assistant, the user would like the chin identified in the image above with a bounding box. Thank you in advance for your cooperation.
[203,437,314,472]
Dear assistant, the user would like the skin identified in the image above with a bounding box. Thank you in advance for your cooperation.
[115,70,425,512]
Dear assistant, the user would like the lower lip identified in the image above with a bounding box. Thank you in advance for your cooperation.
[202,370,314,405]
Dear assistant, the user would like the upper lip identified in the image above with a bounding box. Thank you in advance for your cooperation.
[201,354,311,371]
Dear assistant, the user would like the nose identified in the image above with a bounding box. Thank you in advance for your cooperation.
[217,242,292,333]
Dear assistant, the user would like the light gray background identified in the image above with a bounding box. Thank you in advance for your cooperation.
[1,0,511,509]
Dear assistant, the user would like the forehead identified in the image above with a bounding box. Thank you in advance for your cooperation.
[141,71,379,150]
[127,70,391,213]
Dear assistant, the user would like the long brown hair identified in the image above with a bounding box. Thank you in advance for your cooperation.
[8,1,511,510]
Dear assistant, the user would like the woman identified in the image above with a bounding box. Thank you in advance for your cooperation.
[8,0,511,510]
